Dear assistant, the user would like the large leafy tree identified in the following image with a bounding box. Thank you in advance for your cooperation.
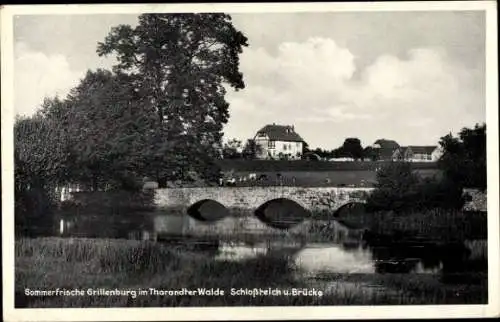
[14,98,71,235]
[363,146,378,161]
[14,97,70,190]
[96,13,248,184]
[63,69,155,190]
[242,139,263,159]
[222,138,242,159]
[332,138,364,160]
[438,123,486,190]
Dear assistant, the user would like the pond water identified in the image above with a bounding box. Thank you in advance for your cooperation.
[212,238,486,299]
[214,240,481,275]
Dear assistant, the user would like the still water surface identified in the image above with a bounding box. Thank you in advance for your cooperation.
[215,242,450,275]
[213,239,485,297]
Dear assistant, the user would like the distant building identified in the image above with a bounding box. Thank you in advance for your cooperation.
[254,123,305,160]
[372,139,400,161]
[392,146,442,162]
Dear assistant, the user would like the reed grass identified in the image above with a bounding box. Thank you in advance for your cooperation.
[15,237,487,308]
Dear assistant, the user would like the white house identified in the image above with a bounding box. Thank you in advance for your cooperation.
[392,146,443,162]
[254,123,305,160]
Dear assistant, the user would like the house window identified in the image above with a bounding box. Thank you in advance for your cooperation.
[268,141,275,149]
[283,144,287,151]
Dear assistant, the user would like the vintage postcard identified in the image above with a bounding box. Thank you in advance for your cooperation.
[1,1,499,321]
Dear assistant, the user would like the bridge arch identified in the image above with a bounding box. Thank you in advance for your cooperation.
[332,202,367,218]
[255,198,310,229]
[186,199,230,222]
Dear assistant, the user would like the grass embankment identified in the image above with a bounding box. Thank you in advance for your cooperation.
[15,237,487,308]
[14,237,320,308]
[216,160,440,172]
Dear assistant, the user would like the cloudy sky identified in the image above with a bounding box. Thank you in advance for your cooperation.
[13,10,486,149]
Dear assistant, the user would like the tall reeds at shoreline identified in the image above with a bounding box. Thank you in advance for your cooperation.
[15,237,487,307]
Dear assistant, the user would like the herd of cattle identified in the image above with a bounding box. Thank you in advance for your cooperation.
[219,173,278,186]
[218,172,370,187]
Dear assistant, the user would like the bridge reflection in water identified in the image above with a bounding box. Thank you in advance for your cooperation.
[56,193,486,285]
[152,198,366,246]
[182,197,378,276]
[150,198,484,278]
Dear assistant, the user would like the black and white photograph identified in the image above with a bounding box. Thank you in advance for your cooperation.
[1,2,499,321]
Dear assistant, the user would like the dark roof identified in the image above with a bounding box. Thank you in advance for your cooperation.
[374,139,400,150]
[399,147,409,154]
[256,124,304,142]
[378,148,397,160]
[392,146,408,157]
[407,146,438,154]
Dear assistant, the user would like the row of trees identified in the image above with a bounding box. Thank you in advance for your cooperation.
[222,137,369,160]
[221,136,383,161]
[15,13,248,192]
[221,138,262,159]
[15,14,249,235]
[305,138,368,160]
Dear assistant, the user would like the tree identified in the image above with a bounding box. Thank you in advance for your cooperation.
[366,162,418,212]
[341,138,364,160]
[96,14,248,184]
[310,148,325,159]
[242,139,262,159]
[14,100,71,236]
[366,162,464,213]
[331,138,364,160]
[438,123,486,190]
[222,138,243,159]
[62,69,155,190]
[363,146,378,161]
[303,142,311,154]
[15,97,72,190]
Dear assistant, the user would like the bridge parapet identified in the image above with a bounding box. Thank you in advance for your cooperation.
[154,186,487,213]
[154,186,375,213]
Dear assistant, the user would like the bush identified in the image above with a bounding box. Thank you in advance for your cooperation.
[366,162,464,213]
[15,186,58,237]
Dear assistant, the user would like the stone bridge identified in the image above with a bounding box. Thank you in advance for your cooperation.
[150,186,375,241]
[150,186,486,238]
[64,186,487,243]
[154,186,374,214]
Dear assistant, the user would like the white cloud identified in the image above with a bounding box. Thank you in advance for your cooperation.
[14,42,85,116]
[225,37,484,148]
[12,36,483,150]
